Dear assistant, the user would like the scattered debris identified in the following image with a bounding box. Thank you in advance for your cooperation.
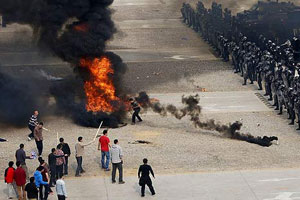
[129,140,152,144]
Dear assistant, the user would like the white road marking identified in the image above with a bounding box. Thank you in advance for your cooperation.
[263,192,300,200]
[164,55,202,60]
[259,178,300,182]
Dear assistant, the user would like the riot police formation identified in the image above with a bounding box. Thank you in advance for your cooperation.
[181,1,300,130]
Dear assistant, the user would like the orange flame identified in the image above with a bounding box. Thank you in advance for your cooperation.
[74,23,89,32]
[80,57,119,112]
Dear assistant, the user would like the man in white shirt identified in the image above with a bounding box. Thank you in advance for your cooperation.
[56,175,67,200]
[110,139,125,184]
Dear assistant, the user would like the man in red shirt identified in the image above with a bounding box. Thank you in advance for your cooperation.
[98,130,111,171]
[14,161,26,200]
[5,161,16,199]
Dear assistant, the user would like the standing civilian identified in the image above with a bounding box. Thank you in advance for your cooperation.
[28,111,39,141]
[14,161,26,200]
[98,130,111,171]
[39,158,53,195]
[56,146,65,179]
[56,175,67,200]
[110,139,125,184]
[138,158,156,197]
[48,148,64,187]
[75,136,95,177]
[25,177,38,200]
[34,166,49,200]
[57,138,71,175]
[4,161,16,199]
[34,122,44,156]
[15,144,32,179]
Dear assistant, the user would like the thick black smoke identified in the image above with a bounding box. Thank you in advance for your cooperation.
[0,0,127,127]
[0,71,49,126]
[136,91,278,147]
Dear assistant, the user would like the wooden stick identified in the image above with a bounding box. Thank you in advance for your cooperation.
[57,132,59,145]
[94,121,103,140]
[43,127,50,131]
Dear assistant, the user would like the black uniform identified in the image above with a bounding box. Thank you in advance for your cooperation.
[131,101,142,124]
[138,164,155,197]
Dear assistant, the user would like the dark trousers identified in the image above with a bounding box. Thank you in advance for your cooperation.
[56,165,63,179]
[28,125,35,138]
[257,73,262,90]
[63,156,68,175]
[39,184,49,200]
[141,183,155,196]
[49,166,56,186]
[76,156,83,176]
[35,140,43,156]
[132,108,142,123]
[112,162,123,182]
[57,195,65,200]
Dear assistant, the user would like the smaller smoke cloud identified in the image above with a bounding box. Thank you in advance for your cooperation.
[0,71,48,126]
[136,91,278,147]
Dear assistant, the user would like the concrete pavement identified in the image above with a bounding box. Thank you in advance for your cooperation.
[150,91,271,114]
[2,169,300,200]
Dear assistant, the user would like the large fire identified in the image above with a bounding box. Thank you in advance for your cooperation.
[80,56,120,113]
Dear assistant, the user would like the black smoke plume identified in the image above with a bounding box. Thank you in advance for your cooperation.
[0,71,49,126]
[136,91,278,147]
[0,0,127,127]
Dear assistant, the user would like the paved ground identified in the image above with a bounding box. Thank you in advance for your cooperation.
[2,0,300,199]
[3,169,300,200]
[151,91,271,113]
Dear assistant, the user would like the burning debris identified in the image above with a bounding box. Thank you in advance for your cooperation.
[135,92,278,147]
[129,140,152,144]
[0,0,127,126]
[79,56,120,113]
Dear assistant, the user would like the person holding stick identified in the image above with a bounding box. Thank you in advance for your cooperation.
[34,122,44,156]
[98,130,111,171]
[75,136,95,177]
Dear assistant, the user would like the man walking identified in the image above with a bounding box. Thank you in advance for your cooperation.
[28,110,39,141]
[56,175,67,200]
[25,177,38,200]
[111,139,125,184]
[75,136,95,177]
[138,158,156,197]
[98,130,111,171]
[130,98,142,125]
[57,138,71,175]
[15,144,32,179]
[34,122,44,156]
[4,161,16,199]
[14,161,26,200]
